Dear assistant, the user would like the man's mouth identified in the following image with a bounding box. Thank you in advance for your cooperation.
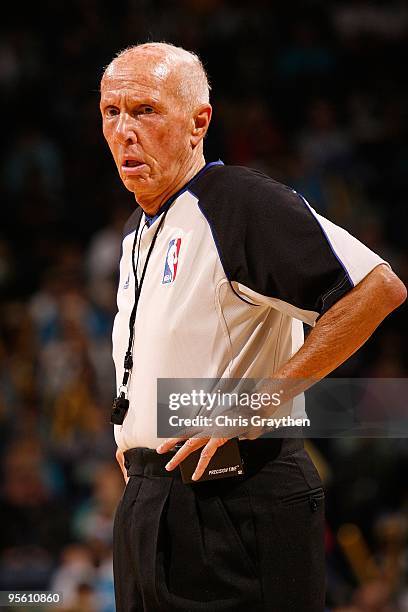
[124,160,142,167]
[121,159,148,176]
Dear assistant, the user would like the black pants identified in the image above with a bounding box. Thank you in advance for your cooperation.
[113,438,326,611]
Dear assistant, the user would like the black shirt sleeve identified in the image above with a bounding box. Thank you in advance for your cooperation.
[191,165,385,323]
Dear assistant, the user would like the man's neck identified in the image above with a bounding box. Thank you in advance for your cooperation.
[136,155,206,216]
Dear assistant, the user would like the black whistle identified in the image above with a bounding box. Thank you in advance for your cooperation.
[111,393,129,425]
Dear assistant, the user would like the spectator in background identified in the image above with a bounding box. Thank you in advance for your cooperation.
[3,128,63,197]
[0,437,71,589]
[298,99,353,175]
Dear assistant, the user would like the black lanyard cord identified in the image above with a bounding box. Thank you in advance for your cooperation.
[122,206,170,379]
[125,217,146,363]
[111,204,172,425]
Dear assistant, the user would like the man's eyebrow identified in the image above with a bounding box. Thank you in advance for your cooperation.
[100,94,160,106]
[100,94,119,104]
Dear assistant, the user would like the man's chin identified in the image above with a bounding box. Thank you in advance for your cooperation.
[121,175,155,202]
[121,173,148,191]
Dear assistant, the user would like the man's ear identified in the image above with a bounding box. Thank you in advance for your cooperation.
[190,104,212,147]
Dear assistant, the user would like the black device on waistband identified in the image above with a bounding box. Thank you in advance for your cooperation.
[179,438,245,484]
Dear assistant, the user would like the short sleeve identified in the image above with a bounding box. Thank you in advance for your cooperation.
[193,166,389,326]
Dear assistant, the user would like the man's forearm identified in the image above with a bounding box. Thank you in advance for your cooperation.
[275,264,406,381]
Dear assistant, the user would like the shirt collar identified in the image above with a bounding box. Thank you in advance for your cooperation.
[143,160,224,227]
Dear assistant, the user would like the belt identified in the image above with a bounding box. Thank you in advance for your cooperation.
[123,436,304,480]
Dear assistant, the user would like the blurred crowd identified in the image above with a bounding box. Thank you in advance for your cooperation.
[0,1,407,610]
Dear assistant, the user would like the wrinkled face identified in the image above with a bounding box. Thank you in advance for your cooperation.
[100,53,193,207]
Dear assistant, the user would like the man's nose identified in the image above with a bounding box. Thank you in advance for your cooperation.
[114,112,137,145]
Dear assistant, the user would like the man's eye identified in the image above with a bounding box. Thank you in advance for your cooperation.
[141,106,154,114]
[105,107,119,117]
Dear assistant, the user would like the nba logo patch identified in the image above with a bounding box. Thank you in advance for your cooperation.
[162,238,181,284]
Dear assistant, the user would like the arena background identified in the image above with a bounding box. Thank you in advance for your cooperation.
[1,1,407,610]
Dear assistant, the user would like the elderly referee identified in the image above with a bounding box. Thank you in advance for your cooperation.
[99,42,406,611]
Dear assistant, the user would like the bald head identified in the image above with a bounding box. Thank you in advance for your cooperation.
[102,42,210,112]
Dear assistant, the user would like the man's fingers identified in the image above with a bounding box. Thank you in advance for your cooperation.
[157,436,231,480]
[191,438,229,481]
[164,437,206,471]
[156,437,186,454]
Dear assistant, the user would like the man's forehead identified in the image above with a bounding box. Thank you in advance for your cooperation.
[102,52,174,90]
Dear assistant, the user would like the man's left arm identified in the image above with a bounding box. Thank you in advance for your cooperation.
[158,263,406,479]
[276,263,406,380]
